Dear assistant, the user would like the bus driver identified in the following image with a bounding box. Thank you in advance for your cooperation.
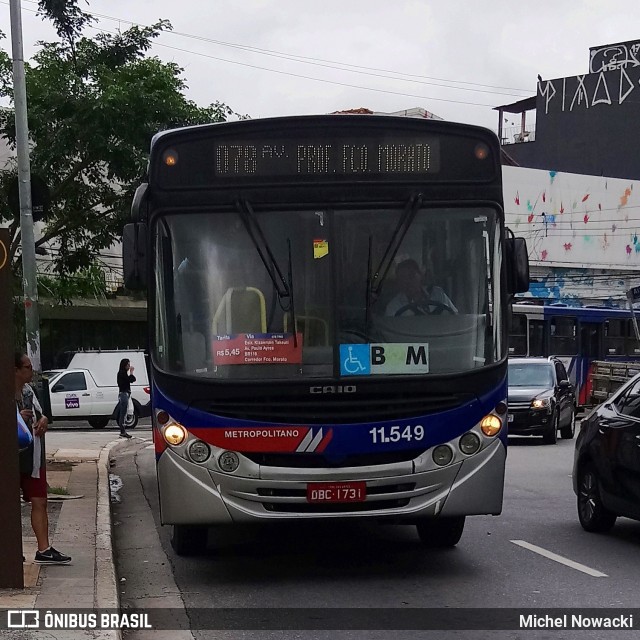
[385,258,457,317]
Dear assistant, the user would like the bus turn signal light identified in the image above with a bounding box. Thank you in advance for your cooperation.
[480,414,502,437]
[163,149,178,166]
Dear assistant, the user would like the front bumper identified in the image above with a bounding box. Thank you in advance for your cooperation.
[157,437,506,525]
[507,406,552,435]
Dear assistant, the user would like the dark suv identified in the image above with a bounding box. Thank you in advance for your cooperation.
[573,373,640,533]
[507,357,576,444]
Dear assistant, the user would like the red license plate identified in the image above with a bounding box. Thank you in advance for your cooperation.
[306,481,366,503]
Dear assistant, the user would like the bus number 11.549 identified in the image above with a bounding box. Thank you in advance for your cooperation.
[369,424,425,444]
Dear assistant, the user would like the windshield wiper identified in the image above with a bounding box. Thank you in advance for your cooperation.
[235,199,290,299]
[369,193,423,297]
[235,200,298,346]
[362,194,423,338]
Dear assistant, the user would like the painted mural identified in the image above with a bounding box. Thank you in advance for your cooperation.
[504,166,640,305]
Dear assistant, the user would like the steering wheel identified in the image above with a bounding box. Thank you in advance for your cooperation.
[394,300,453,316]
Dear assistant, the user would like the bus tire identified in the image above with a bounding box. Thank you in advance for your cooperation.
[560,407,576,440]
[89,417,109,429]
[542,412,558,445]
[416,516,465,548]
[577,463,616,533]
[170,525,208,556]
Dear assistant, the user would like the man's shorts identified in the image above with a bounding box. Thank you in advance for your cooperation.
[20,466,47,502]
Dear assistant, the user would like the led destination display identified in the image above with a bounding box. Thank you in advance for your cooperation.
[155,122,497,186]
[212,137,440,177]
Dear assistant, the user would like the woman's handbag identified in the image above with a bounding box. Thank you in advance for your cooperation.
[126,395,134,420]
[17,406,33,451]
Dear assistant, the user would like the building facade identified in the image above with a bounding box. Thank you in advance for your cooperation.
[496,39,640,307]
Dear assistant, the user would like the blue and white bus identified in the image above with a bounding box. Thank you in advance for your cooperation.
[509,302,640,406]
[123,115,529,554]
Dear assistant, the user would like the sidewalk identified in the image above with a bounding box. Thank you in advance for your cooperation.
[0,437,130,640]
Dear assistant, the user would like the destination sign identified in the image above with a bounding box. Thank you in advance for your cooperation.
[212,137,440,177]
[153,121,498,186]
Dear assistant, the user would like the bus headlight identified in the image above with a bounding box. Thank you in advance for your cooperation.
[188,440,211,463]
[459,432,481,455]
[163,423,187,446]
[432,445,453,466]
[480,414,502,436]
[219,451,240,473]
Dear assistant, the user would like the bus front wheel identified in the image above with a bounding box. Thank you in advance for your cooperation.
[170,525,208,556]
[416,516,465,548]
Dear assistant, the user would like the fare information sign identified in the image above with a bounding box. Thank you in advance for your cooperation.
[213,333,302,365]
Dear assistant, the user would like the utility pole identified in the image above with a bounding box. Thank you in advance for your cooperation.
[10,0,41,372]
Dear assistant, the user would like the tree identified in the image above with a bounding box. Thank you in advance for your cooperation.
[0,1,239,279]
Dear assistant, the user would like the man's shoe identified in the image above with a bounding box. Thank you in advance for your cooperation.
[119,432,132,439]
[35,547,71,565]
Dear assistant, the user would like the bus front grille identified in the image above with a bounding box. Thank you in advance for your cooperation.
[244,451,426,468]
[196,393,462,424]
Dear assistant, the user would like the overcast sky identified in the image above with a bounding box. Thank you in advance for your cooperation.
[2,0,640,132]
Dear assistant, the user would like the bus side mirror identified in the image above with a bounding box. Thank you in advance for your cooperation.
[506,235,529,294]
[123,222,148,290]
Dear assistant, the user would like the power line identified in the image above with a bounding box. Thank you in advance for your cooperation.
[3,1,526,109]
[18,0,533,96]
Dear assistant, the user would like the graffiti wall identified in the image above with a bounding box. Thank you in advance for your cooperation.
[589,40,640,73]
[504,166,640,304]
[503,42,640,181]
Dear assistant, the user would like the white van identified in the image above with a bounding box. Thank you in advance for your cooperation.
[46,350,150,429]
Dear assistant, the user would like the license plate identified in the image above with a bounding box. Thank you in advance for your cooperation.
[306,481,366,503]
[508,414,514,422]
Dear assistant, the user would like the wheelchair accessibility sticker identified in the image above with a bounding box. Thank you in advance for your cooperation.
[340,343,429,376]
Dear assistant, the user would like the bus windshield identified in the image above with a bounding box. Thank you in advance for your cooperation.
[154,204,503,380]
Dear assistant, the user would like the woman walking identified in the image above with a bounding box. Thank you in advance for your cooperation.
[117,358,135,438]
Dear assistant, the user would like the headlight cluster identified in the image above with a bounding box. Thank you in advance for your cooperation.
[156,410,228,468]
[432,429,485,466]
[431,408,503,467]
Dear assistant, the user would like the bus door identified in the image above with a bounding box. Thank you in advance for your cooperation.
[579,321,602,405]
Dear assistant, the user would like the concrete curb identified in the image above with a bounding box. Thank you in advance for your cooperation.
[95,439,129,640]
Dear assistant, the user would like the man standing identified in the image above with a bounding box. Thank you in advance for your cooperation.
[15,352,71,565]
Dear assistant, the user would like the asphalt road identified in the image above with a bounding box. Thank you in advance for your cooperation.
[108,432,640,640]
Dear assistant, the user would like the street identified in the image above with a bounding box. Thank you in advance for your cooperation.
[101,425,640,639]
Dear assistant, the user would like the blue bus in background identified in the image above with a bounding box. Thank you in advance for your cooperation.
[123,115,529,555]
[509,302,640,406]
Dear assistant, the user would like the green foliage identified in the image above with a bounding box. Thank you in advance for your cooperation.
[37,262,107,304]
[0,1,239,279]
